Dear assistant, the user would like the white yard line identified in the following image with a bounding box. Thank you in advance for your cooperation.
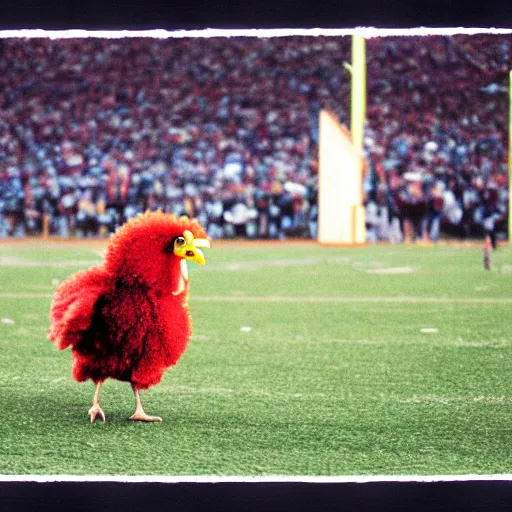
[1,293,511,304]
[193,296,512,304]
[0,257,100,267]
[0,293,53,299]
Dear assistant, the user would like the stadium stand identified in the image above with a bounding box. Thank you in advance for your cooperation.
[0,35,509,241]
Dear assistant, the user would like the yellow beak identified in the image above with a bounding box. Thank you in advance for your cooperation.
[173,229,211,266]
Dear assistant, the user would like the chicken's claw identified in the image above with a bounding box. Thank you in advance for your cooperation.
[128,412,162,422]
[88,404,106,424]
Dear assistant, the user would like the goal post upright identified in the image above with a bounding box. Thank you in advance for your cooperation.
[351,34,366,173]
[350,33,367,244]
[318,34,366,245]
[317,34,367,245]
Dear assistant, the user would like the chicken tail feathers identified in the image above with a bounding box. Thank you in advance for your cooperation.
[48,266,109,350]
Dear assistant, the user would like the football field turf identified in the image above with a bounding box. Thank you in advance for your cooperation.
[0,239,511,476]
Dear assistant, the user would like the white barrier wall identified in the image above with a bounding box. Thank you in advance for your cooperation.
[318,110,366,245]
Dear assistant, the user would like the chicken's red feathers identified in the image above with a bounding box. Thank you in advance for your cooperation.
[48,265,110,350]
[48,211,209,390]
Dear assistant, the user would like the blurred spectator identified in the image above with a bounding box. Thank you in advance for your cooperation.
[441,178,464,237]
[223,195,258,238]
[76,190,99,237]
[396,178,428,242]
[2,167,25,237]
[481,182,507,249]
[426,181,444,242]
[365,184,400,243]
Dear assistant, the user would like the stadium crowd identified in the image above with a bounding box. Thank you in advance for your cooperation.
[0,35,509,242]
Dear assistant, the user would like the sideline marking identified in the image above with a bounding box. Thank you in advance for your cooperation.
[0,293,53,298]
[0,256,100,267]
[193,296,512,304]
[1,293,511,304]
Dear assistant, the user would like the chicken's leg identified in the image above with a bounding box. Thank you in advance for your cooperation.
[88,382,106,423]
[128,385,162,422]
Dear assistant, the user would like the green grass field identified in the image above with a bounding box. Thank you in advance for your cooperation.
[1,239,512,476]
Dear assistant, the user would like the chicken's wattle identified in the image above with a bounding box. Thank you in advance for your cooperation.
[172,259,189,296]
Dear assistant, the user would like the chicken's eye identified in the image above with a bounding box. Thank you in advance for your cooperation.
[175,236,185,247]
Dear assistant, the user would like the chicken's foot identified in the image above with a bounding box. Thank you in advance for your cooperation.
[88,382,106,423]
[129,386,162,422]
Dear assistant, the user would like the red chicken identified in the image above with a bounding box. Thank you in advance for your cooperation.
[48,211,210,423]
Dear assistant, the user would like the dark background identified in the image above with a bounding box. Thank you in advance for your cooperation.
[2,480,512,512]
[0,0,511,30]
